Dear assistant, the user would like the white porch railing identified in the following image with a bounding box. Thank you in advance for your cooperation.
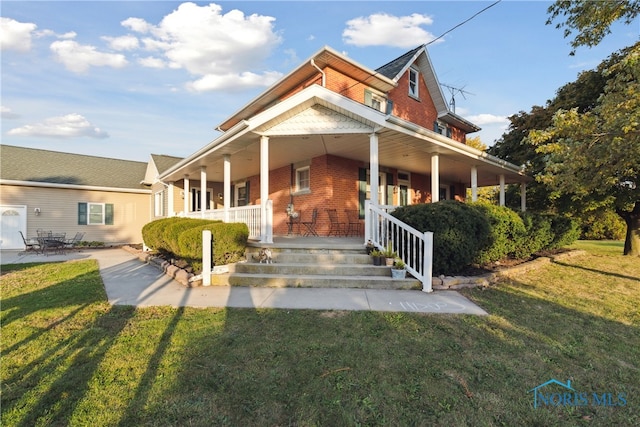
[364,201,434,292]
[183,204,262,240]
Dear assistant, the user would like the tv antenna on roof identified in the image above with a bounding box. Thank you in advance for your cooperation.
[440,83,474,113]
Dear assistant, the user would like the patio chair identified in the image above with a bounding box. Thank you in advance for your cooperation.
[19,231,41,254]
[287,212,302,236]
[345,209,363,236]
[326,209,346,236]
[302,208,319,236]
[64,232,85,250]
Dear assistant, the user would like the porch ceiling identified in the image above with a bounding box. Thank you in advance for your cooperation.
[163,128,526,188]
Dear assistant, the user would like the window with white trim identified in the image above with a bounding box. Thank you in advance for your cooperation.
[364,90,388,113]
[409,67,419,97]
[296,166,310,192]
[78,202,114,225]
[154,191,164,217]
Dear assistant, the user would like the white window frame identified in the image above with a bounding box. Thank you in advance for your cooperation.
[295,166,310,193]
[439,184,450,201]
[88,202,105,225]
[235,181,248,207]
[154,191,164,217]
[409,67,419,98]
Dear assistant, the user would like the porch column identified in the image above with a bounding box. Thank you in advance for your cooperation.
[223,154,231,223]
[167,182,175,216]
[183,175,189,214]
[200,166,207,218]
[369,132,379,205]
[431,154,440,203]
[260,135,273,243]
[521,182,527,212]
[470,166,478,202]
[499,174,505,206]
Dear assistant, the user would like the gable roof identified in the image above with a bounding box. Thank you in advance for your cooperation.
[142,154,184,185]
[216,46,397,132]
[0,145,148,190]
[151,154,183,174]
[375,45,424,80]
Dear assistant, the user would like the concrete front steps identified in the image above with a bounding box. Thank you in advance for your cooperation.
[229,239,421,290]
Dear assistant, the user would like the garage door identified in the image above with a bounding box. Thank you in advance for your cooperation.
[0,205,27,250]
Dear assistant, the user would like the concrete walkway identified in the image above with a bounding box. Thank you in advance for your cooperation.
[1,248,488,315]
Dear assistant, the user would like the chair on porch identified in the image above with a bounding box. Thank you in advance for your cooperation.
[345,209,363,236]
[326,209,346,236]
[287,212,302,236]
[302,208,319,236]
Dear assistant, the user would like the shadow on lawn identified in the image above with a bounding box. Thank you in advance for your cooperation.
[127,284,640,426]
[552,259,640,282]
[3,258,639,426]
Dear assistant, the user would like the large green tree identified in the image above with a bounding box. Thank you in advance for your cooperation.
[529,43,640,255]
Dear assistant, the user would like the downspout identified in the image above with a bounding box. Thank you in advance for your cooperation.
[310,59,325,87]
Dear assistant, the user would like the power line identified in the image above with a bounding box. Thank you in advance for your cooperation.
[426,0,502,47]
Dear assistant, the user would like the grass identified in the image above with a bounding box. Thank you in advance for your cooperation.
[1,241,638,426]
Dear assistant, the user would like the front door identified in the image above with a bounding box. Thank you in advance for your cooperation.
[0,205,27,249]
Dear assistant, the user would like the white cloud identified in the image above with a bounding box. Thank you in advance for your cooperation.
[187,70,282,92]
[50,40,128,73]
[0,17,37,52]
[466,113,509,126]
[124,2,282,91]
[121,17,154,34]
[343,13,438,48]
[7,113,109,139]
[102,34,139,51]
[138,56,167,69]
[1,106,20,119]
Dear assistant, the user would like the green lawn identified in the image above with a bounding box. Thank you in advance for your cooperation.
[1,241,638,426]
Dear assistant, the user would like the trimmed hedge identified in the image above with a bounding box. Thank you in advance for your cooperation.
[471,203,527,266]
[142,217,249,274]
[177,222,249,272]
[391,200,491,275]
[142,217,184,251]
[163,218,217,255]
[391,200,580,275]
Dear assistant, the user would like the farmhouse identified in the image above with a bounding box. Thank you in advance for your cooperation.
[155,45,528,241]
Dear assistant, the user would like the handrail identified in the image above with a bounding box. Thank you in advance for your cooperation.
[184,205,262,239]
[364,201,433,292]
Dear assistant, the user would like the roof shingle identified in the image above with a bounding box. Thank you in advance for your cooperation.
[0,145,148,189]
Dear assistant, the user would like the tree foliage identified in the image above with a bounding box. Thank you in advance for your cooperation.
[547,0,640,54]
[528,43,640,255]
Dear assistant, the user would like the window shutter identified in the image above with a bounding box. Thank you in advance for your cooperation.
[78,203,87,225]
[358,168,367,218]
[231,186,235,207]
[105,204,114,225]
[245,181,250,204]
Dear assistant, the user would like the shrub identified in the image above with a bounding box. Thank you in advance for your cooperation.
[470,202,527,265]
[391,200,491,275]
[580,210,625,240]
[515,212,553,258]
[163,218,217,255]
[141,217,183,251]
[547,214,581,249]
[176,222,249,272]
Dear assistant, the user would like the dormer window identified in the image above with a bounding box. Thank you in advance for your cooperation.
[364,90,388,113]
[409,67,419,97]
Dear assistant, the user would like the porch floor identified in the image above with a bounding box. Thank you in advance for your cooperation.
[248,235,365,250]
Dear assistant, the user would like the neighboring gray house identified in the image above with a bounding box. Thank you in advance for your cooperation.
[0,145,151,249]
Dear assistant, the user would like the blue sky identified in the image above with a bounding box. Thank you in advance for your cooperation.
[2,1,638,162]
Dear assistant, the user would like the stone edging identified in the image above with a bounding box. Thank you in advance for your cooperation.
[122,245,586,291]
[122,246,197,287]
[431,250,587,291]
